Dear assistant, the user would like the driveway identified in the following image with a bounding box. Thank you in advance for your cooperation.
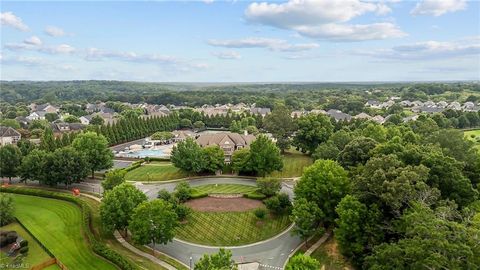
[135,177,300,268]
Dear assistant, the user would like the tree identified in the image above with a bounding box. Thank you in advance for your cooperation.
[49,147,89,187]
[231,148,251,174]
[264,104,296,152]
[16,139,36,156]
[0,144,22,183]
[150,131,173,141]
[40,128,56,152]
[44,113,59,122]
[100,183,147,234]
[64,115,81,123]
[256,177,281,196]
[312,141,340,161]
[338,137,377,167]
[174,181,192,203]
[19,149,48,183]
[291,198,324,246]
[194,248,237,270]
[335,195,384,267]
[294,114,333,154]
[102,169,127,192]
[193,120,205,130]
[0,194,15,226]
[202,146,225,173]
[129,200,178,251]
[180,118,192,128]
[294,160,350,224]
[0,119,20,129]
[170,138,205,173]
[285,254,321,270]
[72,132,113,179]
[248,135,283,176]
[265,193,291,215]
[90,115,104,125]
[245,125,258,135]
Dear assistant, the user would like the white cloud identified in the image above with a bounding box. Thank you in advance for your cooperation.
[44,26,67,37]
[212,51,242,59]
[5,41,75,54]
[411,0,466,16]
[24,36,42,46]
[85,48,179,64]
[203,0,214,4]
[40,44,75,54]
[208,37,319,51]
[0,55,46,66]
[355,38,480,60]
[244,0,405,41]
[0,12,29,31]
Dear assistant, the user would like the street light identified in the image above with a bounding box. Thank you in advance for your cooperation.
[189,256,193,269]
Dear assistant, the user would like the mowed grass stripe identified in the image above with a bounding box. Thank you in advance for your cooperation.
[125,163,188,181]
[176,210,291,246]
[194,184,257,194]
[12,195,117,270]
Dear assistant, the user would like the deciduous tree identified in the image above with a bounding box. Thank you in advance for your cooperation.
[72,132,113,178]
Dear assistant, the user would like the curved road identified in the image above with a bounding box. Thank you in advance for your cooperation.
[136,177,301,268]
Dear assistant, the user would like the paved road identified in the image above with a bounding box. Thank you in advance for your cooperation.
[136,177,300,268]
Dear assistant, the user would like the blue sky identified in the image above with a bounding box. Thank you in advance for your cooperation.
[1,0,479,82]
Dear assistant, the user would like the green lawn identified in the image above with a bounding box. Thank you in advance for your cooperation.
[0,222,59,270]
[12,195,117,270]
[176,211,291,246]
[192,184,257,194]
[269,149,313,178]
[464,129,480,150]
[125,162,189,182]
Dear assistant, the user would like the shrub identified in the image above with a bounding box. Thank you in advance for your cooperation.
[254,208,267,219]
[264,196,280,213]
[175,204,192,221]
[19,239,28,248]
[0,193,15,226]
[144,157,151,163]
[158,189,175,202]
[19,246,29,254]
[277,193,292,214]
[265,193,292,215]
[0,231,18,248]
[256,178,281,196]
[174,182,192,202]
[243,191,267,200]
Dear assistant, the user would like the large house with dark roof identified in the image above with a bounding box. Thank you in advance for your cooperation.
[0,126,21,146]
[196,132,256,162]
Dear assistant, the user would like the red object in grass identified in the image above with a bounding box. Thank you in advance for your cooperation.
[72,188,80,196]
[1,182,9,188]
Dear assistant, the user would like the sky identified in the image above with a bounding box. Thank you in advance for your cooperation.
[1,0,479,82]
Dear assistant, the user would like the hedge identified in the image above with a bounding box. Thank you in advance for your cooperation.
[148,157,170,162]
[0,187,136,270]
[243,191,267,200]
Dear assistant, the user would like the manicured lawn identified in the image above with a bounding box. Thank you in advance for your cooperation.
[12,195,117,270]
[269,149,313,178]
[0,222,59,270]
[175,211,291,246]
[193,184,257,194]
[125,162,189,182]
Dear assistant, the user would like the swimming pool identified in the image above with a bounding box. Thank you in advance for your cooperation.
[119,148,168,158]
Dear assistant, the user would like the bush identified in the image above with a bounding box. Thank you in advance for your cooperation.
[157,189,175,202]
[243,191,267,200]
[254,208,267,219]
[265,193,292,215]
[175,204,192,221]
[174,182,192,202]
[19,239,28,248]
[0,193,15,226]
[19,246,29,254]
[0,231,18,248]
[256,178,281,196]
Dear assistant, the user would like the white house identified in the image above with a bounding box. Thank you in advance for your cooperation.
[0,126,21,146]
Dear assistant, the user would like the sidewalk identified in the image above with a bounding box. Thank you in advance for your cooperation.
[304,229,332,256]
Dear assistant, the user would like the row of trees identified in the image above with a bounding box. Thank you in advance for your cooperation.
[171,138,225,174]
[0,132,113,185]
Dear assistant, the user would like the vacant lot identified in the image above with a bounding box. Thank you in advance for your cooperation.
[125,162,188,181]
[176,210,291,246]
[12,195,116,270]
[269,149,313,178]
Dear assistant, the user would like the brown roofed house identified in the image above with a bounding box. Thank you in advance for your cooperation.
[196,132,256,162]
[0,126,21,146]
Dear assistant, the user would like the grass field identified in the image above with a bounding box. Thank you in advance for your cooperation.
[175,211,291,246]
[269,149,313,178]
[125,162,188,182]
[309,237,352,270]
[0,222,59,270]
[12,195,117,270]
[193,184,257,194]
[464,129,480,150]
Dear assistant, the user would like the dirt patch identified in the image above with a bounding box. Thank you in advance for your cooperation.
[185,197,264,212]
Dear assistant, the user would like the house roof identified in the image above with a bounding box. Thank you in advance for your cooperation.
[196,132,256,148]
[327,109,352,121]
[0,126,21,137]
